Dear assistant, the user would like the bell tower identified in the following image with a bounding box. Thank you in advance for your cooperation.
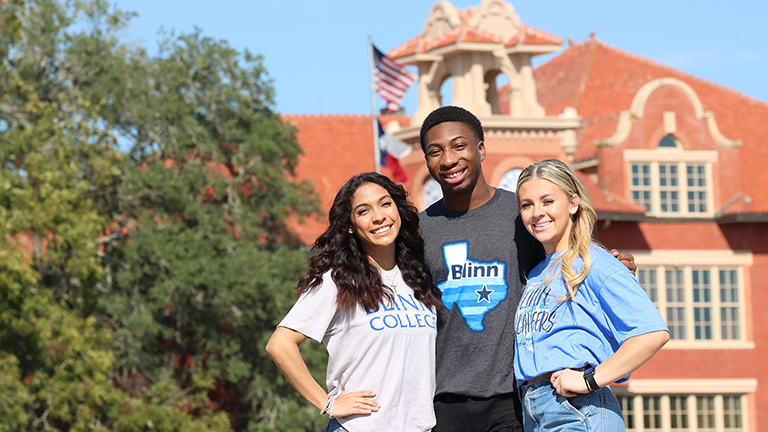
[385,0,585,207]
[390,0,559,125]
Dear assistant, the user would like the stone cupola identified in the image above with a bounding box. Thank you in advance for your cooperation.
[388,0,562,125]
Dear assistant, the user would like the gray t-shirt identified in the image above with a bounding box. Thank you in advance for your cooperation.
[279,267,437,432]
[419,188,544,398]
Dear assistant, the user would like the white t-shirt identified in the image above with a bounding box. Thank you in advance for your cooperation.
[279,267,437,432]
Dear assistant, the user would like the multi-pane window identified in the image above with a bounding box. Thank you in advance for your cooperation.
[630,162,710,215]
[627,159,712,216]
[670,396,689,428]
[692,269,713,340]
[637,265,745,344]
[631,164,653,211]
[687,164,708,212]
[619,393,745,432]
[637,268,658,304]
[658,163,679,212]
[697,396,716,430]
[720,270,740,340]
[643,396,663,429]
[617,396,635,430]
[666,269,686,340]
[723,396,743,430]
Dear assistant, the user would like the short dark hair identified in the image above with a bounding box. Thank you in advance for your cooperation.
[419,106,484,153]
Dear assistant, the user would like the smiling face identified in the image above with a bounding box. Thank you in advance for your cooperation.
[517,178,580,254]
[424,121,486,200]
[349,182,402,261]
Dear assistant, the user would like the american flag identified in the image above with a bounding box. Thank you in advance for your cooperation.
[372,44,417,112]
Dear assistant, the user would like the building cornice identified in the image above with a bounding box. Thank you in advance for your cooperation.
[716,213,768,223]
[392,116,581,142]
[618,379,758,394]
[505,44,561,55]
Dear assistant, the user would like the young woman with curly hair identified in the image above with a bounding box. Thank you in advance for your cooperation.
[513,159,669,432]
[266,172,442,432]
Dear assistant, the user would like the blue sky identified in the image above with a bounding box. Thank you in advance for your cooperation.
[113,0,768,116]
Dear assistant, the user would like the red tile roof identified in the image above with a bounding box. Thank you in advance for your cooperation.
[532,39,768,215]
[283,114,411,244]
[388,8,561,60]
[576,171,646,216]
[282,114,373,244]
[506,25,563,47]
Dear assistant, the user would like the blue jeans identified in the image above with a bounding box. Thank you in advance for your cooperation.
[324,418,348,432]
[521,380,624,432]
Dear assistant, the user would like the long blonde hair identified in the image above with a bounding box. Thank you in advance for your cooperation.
[516,159,598,301]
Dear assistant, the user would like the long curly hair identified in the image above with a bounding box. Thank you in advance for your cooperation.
[297,172,442,312]
[516,159,598,301]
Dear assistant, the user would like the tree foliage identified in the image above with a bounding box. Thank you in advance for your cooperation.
[0,0,326,430]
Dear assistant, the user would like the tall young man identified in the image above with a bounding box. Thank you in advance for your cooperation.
[417,106,635,432]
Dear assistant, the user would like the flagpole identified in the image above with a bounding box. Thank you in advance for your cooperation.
[368,36,381,174]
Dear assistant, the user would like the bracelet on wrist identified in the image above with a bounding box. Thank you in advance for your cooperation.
[320,395,333,416]
[583,365,600,392]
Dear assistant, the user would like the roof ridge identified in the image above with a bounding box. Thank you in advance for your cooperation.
[282,113,371,118]
[586,38,768,108]
[466,25,503,42]
[521,24,564,43]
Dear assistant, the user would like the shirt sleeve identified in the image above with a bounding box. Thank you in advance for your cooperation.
[592,252,669,345]
[278,274,339,343]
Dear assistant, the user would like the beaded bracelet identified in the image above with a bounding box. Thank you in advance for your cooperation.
[320,396,333,416]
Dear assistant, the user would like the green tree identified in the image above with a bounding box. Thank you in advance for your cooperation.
[2,0,326,430]
[94,27,328,430]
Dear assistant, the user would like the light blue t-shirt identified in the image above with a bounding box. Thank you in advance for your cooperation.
[514,245,668,386]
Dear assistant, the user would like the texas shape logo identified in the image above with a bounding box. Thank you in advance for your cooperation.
[437,242,508,331]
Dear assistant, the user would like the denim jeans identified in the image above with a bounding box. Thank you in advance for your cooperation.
[323,418,348,432]
[520,379,624,432]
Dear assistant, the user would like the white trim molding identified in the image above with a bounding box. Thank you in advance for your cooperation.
[620,378,758,395]
[596,77,742,148]
[630,249,754,267]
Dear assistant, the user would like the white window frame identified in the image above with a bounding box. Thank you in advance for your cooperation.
[615,379,756,432]
[625,148,717,218]
[632,250,753,349]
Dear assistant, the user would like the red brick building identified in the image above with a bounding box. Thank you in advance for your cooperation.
[286,1,767,429]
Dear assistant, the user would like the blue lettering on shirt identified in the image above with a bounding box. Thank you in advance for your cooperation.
[436,242,508,331]
[367,293,436,331]
[515,283,557,351]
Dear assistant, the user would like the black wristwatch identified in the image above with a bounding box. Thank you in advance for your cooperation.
[583,365,600,392]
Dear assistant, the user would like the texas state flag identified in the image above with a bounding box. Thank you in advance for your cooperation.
[378,120,412,183]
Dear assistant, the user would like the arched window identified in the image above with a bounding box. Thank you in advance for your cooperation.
[439,77,453,107]
[423,178,443,208]
[659,135,679,148]
[498,168,523,192]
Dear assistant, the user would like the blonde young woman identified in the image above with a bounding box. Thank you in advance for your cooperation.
[266,172,442,432]
[513,159,669,432]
